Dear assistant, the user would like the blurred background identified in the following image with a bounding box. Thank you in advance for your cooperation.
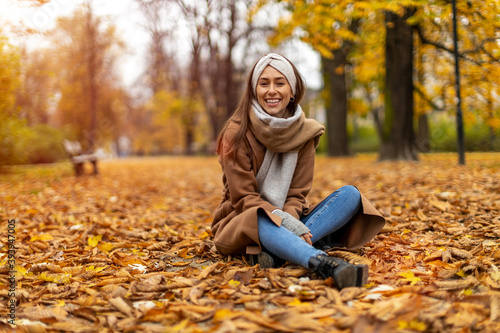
[0,0,499,166]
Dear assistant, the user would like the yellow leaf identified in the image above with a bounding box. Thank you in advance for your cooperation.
[288,298,304,306]
[37,271,70,284]
[38,271,52,282]
[213,309,241,322]
[198,231,210,239]
[164,225,178,236]
[30,233,53,242]
[398,271,422,285]
[462,289,474,296]
[228,279,240,288]
[166,318,189,332]
[398,319,426,331]
[15,265,27,276]
[288,298,314,311]
[54,273,71,284]
[87,235,103,247]
[26,208,38,216]
[86,265,106,273]
[98,242,113,253]
[456,270,466,277]
[154,301,164,308]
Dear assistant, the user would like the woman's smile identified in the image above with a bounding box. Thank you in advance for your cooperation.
[265,98,281,106]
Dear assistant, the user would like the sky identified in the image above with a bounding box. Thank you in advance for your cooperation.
[1,0,150,87]
[0,0,322,90]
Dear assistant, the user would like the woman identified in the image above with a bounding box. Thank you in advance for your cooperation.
[211,53,385,289]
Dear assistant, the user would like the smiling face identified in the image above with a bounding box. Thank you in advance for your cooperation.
[255,65,293,118]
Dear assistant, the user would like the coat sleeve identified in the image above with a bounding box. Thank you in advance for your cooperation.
[220,126,281,223]
[283,139,316,219]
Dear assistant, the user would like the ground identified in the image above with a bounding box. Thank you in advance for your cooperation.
[0,153,499,332]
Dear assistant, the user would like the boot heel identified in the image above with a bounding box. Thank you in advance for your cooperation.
[332,264,357,289]
[355,264,369,286]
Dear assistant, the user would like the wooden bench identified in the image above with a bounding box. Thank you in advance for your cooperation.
[63,139,99,176]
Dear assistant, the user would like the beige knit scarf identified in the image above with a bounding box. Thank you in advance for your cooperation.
[249,100,324,153]
[250,100,324,208]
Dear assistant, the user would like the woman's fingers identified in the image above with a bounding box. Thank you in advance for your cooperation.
[301,233,313,246]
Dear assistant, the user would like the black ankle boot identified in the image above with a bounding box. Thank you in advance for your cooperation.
[250,251,285,268]
[308,254,368,289]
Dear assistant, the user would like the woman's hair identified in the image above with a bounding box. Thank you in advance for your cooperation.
[216,54,306,159]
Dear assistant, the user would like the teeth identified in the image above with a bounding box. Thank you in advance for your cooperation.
[266,99,280,103]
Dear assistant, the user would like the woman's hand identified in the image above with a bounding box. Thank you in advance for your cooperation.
[301,232,313,245]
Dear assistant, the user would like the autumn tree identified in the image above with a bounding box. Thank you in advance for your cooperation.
[258,0,500,159]
[15,45,56,126]
[378,7,418,160]
[133,0,211,155]
[258,1,420,159]
[201,0,257,137]
[171,0,258,145]
[49,2,128,152]
[414,0,500,151]
[0,31,26,165]
[134,0,257,154]
[131,0,184,155]
[263,0,365,156]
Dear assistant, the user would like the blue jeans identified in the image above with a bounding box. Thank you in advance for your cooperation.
[258,185,361,267]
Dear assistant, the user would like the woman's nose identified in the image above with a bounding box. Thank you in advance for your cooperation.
[268,84,276,94]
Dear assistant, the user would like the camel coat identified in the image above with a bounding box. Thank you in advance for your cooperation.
[211,121,385,256]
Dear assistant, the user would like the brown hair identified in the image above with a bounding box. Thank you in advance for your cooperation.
[216,54,306,159]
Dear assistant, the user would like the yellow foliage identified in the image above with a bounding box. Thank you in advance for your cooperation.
[228,279,241,288]
[15,265,28,277]
[30,233,54,242]
[257,0,500,126]
[86,266,106,273]
[98,242,114,253]
[38,271,71,284]
[0,32,21,114]
[398,271,422,285]
[87,235,103,247]
[213,309,241,323]
[398,318,427,331]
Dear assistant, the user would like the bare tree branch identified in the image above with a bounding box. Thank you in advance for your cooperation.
[414,85,445,112]
[415,25,498,65]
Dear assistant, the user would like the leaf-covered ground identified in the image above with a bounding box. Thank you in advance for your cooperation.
[1,153,500,332]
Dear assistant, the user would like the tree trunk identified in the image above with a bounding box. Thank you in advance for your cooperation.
[322,52,349,157]
[225,0,238,120]
[417,114,431,152]
[415,35,430,153]
[379,9,418,161]
[86,1,98,152]
[185,127,194,155]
